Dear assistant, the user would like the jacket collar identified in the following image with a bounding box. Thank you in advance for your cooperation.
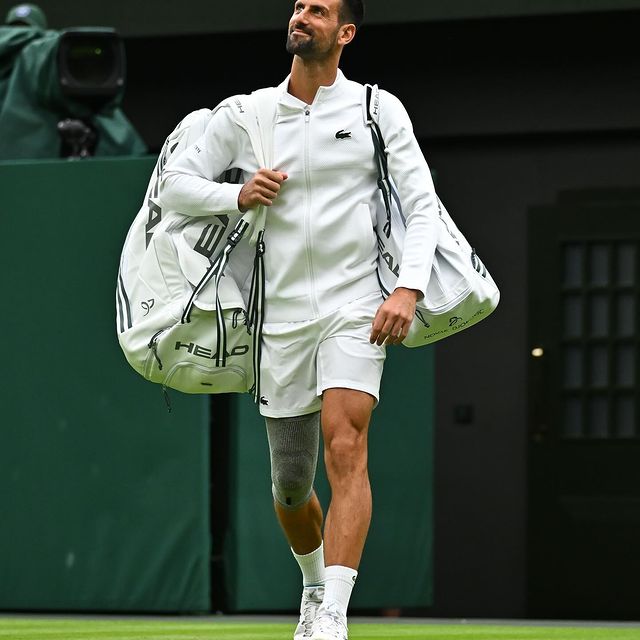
[278,68,346,109]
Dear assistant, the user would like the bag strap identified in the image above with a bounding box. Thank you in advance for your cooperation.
[181,88,279,402]
[364,83,392,239]
[180,214,251,329]
[244,86,278,402]
[247,87,279,245]
[246,233,266,401]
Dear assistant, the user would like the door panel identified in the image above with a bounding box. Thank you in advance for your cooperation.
[528,198,640,620]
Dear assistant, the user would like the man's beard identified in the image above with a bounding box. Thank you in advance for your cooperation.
[285,28,337,59]
[286,30,316,57]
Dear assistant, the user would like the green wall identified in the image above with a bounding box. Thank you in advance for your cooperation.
[0,157,210,612]
[0,156,434,613]
[225,345,434,612]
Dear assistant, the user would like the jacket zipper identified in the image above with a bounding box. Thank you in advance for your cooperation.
[303,106,320,317]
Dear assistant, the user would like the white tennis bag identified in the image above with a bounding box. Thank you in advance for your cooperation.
[364,84,500,346]
[116,89,278,400]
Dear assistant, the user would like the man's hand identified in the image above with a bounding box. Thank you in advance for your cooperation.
[370,287,419,346]
[238,168,288,212]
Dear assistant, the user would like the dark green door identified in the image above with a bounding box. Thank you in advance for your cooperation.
[527,194,640,620]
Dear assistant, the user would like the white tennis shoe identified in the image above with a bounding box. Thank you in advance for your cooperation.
[294,585,325,639]
[310,602,348,640]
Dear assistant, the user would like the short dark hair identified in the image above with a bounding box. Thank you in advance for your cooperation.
[339,0,364,28]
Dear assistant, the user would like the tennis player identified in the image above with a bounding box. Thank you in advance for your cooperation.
[160,1,437,637]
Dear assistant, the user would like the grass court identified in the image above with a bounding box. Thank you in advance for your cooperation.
[2,617,640,640]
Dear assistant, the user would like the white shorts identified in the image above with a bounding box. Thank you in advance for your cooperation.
[258,292,386,418]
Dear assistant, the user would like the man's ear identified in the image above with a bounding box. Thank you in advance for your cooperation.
[339,23,356,46]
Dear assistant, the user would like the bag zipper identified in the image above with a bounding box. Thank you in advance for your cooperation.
[148,328,167,371]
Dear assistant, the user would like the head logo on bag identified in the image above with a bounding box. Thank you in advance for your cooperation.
[174,340,250,360]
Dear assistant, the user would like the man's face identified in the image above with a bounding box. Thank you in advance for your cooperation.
[286,0,343,59]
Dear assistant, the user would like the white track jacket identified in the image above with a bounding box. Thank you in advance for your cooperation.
[160,70,438,323]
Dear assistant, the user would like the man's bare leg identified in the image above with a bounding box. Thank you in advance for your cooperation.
[304,387,373,639]
[321,387,374,569]
[270,389,374,638]
[276,491,325,640]
[275,490,324,554]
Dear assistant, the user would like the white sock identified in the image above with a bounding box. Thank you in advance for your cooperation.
[322,565,358,617]
[292,542,325,587]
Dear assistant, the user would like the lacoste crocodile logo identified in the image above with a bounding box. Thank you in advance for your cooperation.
[335,129,351,139]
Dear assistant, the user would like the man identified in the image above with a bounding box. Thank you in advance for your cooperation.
[160,1,436,638]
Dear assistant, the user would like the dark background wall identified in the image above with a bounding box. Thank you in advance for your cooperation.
[122,8,639,618]
[114,8,640,617]
[3,0,637,618]
[1,0,639,35]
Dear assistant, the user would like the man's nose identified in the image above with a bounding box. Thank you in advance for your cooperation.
[294,9,309,24]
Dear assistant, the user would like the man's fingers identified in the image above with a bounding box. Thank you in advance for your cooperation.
[370,308,412,345]
[370,289,417,345]
[258,186,279,200]
[381,323,402,346]
[255,172,289,201]
[253,183,278,200]
[383,320,405,345]
[239,169,289,211]
[374,317,397,346]
[369,307,385,343]
[370,307,397,345]
[257,168,288,184]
